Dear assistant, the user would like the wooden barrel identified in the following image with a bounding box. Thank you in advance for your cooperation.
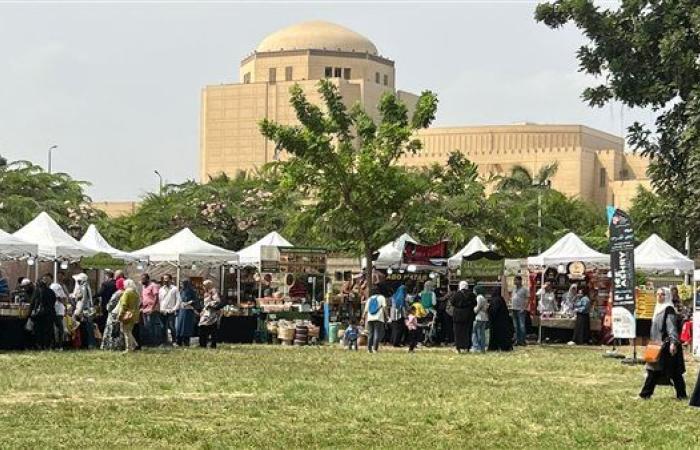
[294,325,308,345]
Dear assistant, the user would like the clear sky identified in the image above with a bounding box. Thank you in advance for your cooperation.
[0,1,648,201]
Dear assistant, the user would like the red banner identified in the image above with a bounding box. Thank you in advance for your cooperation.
[402,241,448,264]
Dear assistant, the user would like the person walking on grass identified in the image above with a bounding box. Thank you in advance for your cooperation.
[344,319,359,351]
[158,274,181,346]
[101,278,125,351]
[139,273,161,347]
[640,288,687,400]
[450,281,476,354]
[198,280,222,349]
[405,305,420,353]
[362,287,387,353]
[175,279,197,347]
[389,284,408,347]
[472,284,489,353]
[511,276,529,346]
[118,279,141,353]
[30,276,56,350]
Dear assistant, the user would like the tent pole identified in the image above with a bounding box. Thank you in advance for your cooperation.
[258,264,262,299]
[237,267,241,306]
[538,269,544,344]
[53,261,58,281]
[176,265,181,286]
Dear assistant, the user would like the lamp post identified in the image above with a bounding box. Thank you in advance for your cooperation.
[154,170,163,195]
[48,145,58,174]
[534,179,552,254]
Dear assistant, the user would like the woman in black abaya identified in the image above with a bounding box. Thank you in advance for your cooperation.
[488,288,513,351]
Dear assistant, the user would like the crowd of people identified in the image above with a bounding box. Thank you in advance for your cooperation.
[352,278,515,354]
[14,270,223,353]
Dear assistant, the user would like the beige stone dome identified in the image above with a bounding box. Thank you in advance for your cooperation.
[256,21,378,55]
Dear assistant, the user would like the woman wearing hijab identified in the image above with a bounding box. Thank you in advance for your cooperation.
[72,273,97,349]
[472,284,489,353]
[640,288,687,400]
[30,277,56,350]
[572,287,591,345]
[176,279,198,347]
[118,279,141,353]
[560,284,577,317]
[488,287,513,351]
[389,284,407,346]
[420,281,437,313]
[101,278,125,351]
[450,281,477,353]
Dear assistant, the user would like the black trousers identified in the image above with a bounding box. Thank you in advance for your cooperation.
[391,320,405,346]
[690,370,700,407]
[199,324,218,348]
[407,329,419,352]
[640,369,687,399]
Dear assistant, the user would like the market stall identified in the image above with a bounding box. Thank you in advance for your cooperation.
[80,225,134,260]
[0,229,38,350]
[527,232,610,343]
[447,236,489,289]
[13,211,97,279]
[633,233,695,342]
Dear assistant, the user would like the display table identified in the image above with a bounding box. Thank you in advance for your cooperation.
[0,317,28,350]
[218,316,258,344]
[533,316,601,343]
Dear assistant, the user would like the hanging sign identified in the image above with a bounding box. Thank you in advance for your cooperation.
[461,258,505,280]
[403,241,448,265]
[609,209,636,339]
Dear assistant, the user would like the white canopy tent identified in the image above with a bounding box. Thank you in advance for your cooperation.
[131,228,239,266]
[447,236,489,269]
[237,231,293,267]
[373,233,417,269]
[0,228,37,260]
[634,233,694,273]
[13,212,96,261]
[527,232,609,267]
[80,224,134,260]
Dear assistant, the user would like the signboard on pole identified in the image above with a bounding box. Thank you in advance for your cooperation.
[609,208,636,339]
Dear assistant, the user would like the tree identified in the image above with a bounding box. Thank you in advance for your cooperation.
[0,159,103,236]
[0,154,7,168]
[415,152,489,248]
[101,167,297,251]
[495,162,558,193]
[535,0,700,254]
[629,185,685,248]
[260,80,438,293]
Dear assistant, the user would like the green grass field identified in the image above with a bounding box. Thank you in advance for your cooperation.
[0,345,698,449]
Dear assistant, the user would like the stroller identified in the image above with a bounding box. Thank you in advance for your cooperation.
[421,311,440,347]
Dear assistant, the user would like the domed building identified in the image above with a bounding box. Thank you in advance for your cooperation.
[200,21,649,208]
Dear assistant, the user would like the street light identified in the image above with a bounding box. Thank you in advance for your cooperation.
[154,170,163,195]
[534,179,552,254]
[48,145,58,174]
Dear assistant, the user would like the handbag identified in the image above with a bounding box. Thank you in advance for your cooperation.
[643,341,664,364]
[644,307,672,363]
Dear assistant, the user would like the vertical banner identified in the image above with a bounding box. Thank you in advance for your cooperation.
[694,270,700,357]
[609,209,636,339]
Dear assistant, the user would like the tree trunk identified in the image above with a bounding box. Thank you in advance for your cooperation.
[364,244,374,299]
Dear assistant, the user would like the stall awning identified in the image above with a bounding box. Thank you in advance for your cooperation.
[634,233,694,273]
[527,232,608,267]
[13,212,96,260]
[238,231,293,266]
[131,228,239,265]
[0,228,37,260]
[373,233,417,269]
[447,236,489,269]
[80,224,134,260]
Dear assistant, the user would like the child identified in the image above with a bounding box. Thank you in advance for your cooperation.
[344,319,359,351]
[405,306,419,352]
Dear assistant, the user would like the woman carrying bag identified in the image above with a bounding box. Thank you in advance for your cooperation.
[639,288,687,400]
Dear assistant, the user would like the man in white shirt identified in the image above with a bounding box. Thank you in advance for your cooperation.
[362,288,387,353]
[158,274,181,346]
[511,275,529,346]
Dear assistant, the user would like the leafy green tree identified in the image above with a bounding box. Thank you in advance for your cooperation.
[101,168,297,251]
[0,160,103,236]
[260,80,438,291]
[414,152,489,248]
[629,185,685,249]
[0,154,7,168]
[535,0,700,254]
[495,163,558,193]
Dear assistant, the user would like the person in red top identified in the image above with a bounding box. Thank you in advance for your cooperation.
[139,273,162,346]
